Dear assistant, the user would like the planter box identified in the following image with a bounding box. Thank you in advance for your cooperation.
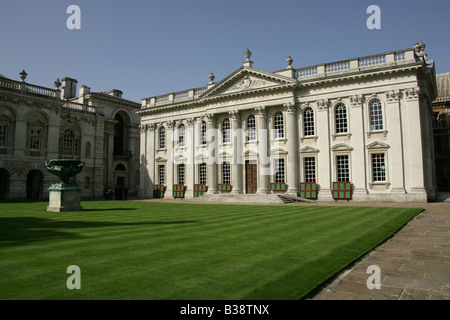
[298,182,318,199]
[332,182,352,200]
[194,184,207,197]
[218,183,232,192]
[173,184,186,199]
[270,182,287,192]
[153,184,166,199]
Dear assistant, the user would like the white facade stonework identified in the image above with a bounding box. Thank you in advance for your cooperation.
[138,44,437,202]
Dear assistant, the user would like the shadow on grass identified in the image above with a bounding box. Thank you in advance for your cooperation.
[0,217,197,248]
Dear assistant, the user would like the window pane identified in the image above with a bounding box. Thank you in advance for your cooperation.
[159,127,166,149]
[178,125,185,147]
[336,155,349,182]
[159,165,165,185]
[63,129,74,155]
[303,107,315,136]
[222,162,230,184]
[0,125,7,148]
[274,112,284,139]
[275,158,285,183]
[222,118,230,144]
[28,130,39,151]
[369,99,383,131]
[335,104,348,134]
[247,115,256,141]
[304,157,316,182]
[200,121,207,145]
[178,164,185,185]
[199,163,207,184]
[372,153,386,182]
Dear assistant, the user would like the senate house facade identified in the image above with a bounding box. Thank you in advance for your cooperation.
[1,42,447,203]
[137,43,438,202]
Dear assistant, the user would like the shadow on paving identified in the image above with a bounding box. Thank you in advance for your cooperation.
[0,217,198,248]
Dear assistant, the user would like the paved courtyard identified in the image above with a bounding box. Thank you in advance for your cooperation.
[303,201,450,300]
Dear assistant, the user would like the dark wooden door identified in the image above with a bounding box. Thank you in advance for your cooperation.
[246,160,257,194]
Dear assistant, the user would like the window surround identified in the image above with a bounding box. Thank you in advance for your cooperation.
[366,141,390,189]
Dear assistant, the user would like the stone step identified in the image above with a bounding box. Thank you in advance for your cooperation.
[187,193,285,204]
[436,192,450,202]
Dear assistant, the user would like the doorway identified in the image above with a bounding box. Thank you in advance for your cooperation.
[26,170,43,199]
[245,160,257,194]
[0,168,9,200]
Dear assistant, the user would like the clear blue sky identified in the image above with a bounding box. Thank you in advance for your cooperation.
[1,0,449,103]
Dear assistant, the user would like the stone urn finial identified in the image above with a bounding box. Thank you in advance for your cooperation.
[244,48,252,60]
[208,72,215,84]
[286,56,293,68]
[54,78,61,89]
[19,70,27,82]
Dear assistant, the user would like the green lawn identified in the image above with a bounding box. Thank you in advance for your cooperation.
[0,201,422,300]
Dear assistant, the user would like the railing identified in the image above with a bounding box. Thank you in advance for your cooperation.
[62,101,97,113]
[0,77,60,98]
[144,85,210,107]
[295,49,415,79]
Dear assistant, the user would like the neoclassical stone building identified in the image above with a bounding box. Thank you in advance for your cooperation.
[0,72,140,200]
[138,43,437,202]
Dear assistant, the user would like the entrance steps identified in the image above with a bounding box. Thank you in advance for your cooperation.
[187,193,317,204]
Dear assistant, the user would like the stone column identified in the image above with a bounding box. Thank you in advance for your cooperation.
[229,110,242,194]
[349,95,368,199]
[284,102,299,194]
[166,120,175,196]
[186,118,195,198]
[138,124,148,197]
[256,106,269,194]
[205,113,218,194]
[147,123,156,198]
[316,99,334,201]
[385,90,406,195]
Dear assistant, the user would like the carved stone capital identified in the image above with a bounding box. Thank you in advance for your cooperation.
[316,99,329,111]
[229,109,240,121]
[385,90,400,103]
[283,102,295,113]
[350,94,363,106]
[255,106,266,117]
[405,87,420,100]
[205,113,216,123]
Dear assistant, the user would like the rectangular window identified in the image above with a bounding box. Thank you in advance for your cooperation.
[369,100,384,131]
[274,158,285,183]
[158,165,165,185]
[0,125,7,149]
[29,129,42,151]
[247,116,256,141]
[222,161,230,184]
[178,164,185,185]
[372,153,386,182]
[199,163,207,185]
[336,155,349,182]
[304,157,316,182]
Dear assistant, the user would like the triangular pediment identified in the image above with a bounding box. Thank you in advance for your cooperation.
[366,141,390,150]
[202,67,296,98]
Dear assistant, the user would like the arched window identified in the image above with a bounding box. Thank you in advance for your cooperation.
[159,127,166,149]
[247,115,256,141]
[178,124,185,147]
[369,99,383,131]
[222,118,230,143]
[200,121,207,145]
[303,107,315,136]
[274,112,284,139]
[115,163,126,171]
[335,103,348,134]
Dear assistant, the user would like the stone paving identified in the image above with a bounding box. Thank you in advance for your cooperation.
[304,201,450,300]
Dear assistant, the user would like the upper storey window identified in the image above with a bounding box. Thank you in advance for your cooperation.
[335,103,348,134]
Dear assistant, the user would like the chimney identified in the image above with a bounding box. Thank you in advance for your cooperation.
[105,89,123,98]
[78,85,90,104]
[61,77,78,100]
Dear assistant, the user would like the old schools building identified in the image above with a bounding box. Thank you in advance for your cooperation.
[138,43,438,202]
[0,72,140,200]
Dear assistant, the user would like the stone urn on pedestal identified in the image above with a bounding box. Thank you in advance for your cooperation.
[45,159,85,212]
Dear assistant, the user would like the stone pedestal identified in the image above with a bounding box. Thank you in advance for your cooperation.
[47,183,82,212]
